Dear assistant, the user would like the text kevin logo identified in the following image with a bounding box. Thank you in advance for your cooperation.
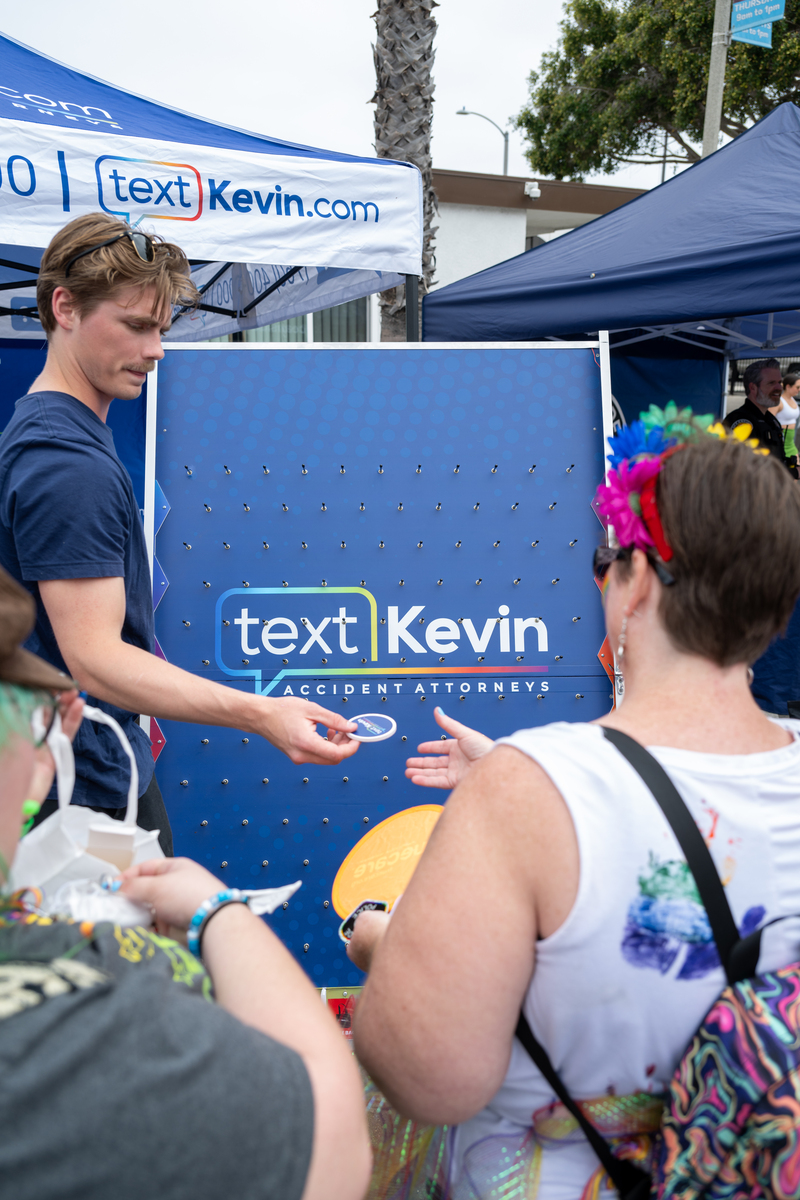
[96,155,203,222]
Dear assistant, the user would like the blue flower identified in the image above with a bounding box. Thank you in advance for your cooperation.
[607,420,675,469]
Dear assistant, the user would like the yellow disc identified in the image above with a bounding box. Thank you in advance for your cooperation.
[331,804,443,917]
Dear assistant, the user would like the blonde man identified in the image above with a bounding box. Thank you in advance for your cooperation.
[0,214,357,850]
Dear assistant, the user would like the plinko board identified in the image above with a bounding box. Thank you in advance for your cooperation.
[149,342,611,986]
[331,804,443,916]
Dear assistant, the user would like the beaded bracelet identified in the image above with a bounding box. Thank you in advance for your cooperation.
[187,888,249,958]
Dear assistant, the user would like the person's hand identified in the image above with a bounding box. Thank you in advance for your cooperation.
[346,909,391,973]
[28,690,84,806]
[119,857,228,942]
[252,697,359,764]
[405,706,494,790]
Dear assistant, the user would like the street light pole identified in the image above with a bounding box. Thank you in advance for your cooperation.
[456,107,509,174]
[701,0,732,158]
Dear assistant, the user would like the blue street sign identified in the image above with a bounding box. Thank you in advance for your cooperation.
[731,0,784,34]
[732,21,773,46]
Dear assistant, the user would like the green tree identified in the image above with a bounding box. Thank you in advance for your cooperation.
[515,0,800,180]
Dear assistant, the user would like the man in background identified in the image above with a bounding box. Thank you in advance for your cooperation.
[0,213,358,853]
[724,358,795,473]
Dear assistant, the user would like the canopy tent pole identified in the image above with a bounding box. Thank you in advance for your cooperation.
[599,330,613,480]
[405,274,420,342]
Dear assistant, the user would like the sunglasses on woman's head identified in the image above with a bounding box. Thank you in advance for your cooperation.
[593,545,631,582]
[63,230,156,278]
[593,544,675,587]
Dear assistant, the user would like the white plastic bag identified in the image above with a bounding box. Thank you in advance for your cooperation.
[47,879,154,926]
[9,705,164,911]
[9,704,304,926]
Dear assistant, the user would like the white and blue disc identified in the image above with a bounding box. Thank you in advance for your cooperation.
[348,713,397,742]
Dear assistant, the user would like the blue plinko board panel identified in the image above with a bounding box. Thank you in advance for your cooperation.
[153,344,610,985]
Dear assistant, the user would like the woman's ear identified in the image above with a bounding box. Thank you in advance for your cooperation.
[628,549,659,614]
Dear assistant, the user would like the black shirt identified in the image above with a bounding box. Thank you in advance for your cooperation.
[724,398,790,469]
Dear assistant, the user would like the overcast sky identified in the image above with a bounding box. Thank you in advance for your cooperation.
[1,1,667,190]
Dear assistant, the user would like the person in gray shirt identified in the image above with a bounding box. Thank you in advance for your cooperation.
[0,566,370,1200]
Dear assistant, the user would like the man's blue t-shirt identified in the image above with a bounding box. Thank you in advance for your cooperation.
[752,596,800,716]
[0,392,154,809]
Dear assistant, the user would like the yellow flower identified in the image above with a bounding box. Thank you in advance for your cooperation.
[708,421,769,456]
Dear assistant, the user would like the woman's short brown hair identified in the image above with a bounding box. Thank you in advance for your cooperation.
[37,213,198,334]
[654,437,800,665]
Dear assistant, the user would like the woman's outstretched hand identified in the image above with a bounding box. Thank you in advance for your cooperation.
[404,706,494,790]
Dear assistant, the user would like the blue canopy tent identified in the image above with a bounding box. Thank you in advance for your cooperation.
[424,102,800,343]
[0,32,422,343]
[0,32,423,502]
[423,102,800,421]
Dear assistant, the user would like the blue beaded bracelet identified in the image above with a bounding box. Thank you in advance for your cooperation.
[187,888,249,958]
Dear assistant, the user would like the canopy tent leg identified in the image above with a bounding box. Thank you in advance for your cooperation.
[598,331,613,481]
[405,274,420,342]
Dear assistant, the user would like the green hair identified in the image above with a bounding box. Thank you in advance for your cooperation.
[0,682,50,753]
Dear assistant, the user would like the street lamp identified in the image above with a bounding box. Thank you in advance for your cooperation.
[456,106,509,175]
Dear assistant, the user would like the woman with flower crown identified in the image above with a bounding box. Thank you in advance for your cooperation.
[347,405,800,1200]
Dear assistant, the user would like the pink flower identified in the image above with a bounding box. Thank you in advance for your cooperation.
[595,458,661,549]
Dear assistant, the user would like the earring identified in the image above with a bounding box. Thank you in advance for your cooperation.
[747,667,754,686]
[616,614,628,663]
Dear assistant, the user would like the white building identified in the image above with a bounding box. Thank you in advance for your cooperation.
[430,169,645,290]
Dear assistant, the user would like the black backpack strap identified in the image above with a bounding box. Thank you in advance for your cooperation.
[601,726,753,984]
[515,1013,651,1199]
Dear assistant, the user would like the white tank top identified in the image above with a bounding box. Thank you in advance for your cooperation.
[774,397,799,427]
[449,720,800,1200]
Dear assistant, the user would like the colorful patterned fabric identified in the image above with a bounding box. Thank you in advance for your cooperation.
[362,1076,663,1200]
[655,960,800,1199]
[364,1075,450,1200]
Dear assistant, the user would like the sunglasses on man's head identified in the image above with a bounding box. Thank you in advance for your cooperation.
[593,544,675,587]
[63,230,156,278]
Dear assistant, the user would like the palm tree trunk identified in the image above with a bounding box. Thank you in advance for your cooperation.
[371,0,438,341]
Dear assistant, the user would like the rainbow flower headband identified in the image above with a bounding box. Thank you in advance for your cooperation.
[594,402,766,561]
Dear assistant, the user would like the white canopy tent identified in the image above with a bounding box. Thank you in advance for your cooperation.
[0,33,423,341]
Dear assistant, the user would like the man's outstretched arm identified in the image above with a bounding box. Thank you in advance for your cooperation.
[39,576,358,765]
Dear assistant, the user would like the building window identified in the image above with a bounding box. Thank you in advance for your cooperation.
[243,317,307,342]
[314,297,367,342]
[207,297,369,343]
